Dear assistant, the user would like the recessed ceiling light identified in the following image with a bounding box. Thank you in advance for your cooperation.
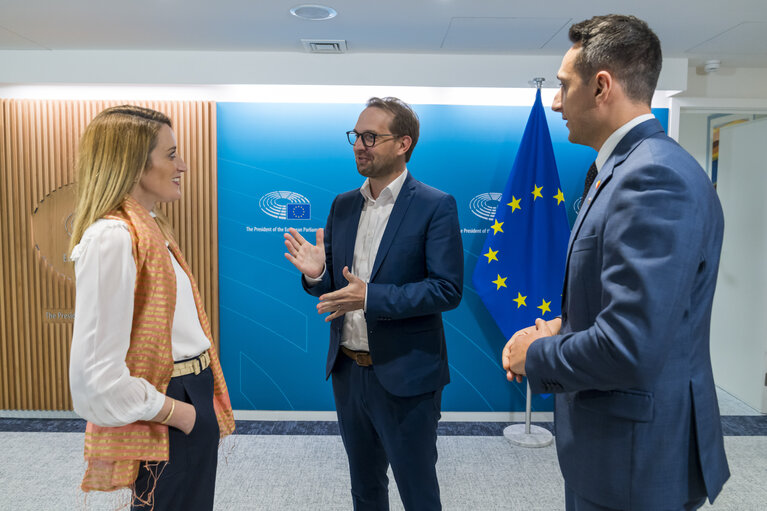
[290,4,337,21]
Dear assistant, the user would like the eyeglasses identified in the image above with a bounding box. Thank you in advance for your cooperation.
[346,130,401,148]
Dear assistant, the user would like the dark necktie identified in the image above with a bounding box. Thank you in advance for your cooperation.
[581,162,598,203]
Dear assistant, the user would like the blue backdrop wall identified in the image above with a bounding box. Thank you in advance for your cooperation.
[217,101,669,412]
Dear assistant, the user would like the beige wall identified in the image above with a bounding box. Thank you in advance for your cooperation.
[681,66,767,99]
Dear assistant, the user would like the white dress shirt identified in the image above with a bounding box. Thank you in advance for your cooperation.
[69,218,210,427]
[595,113,655,171]
[306,169,408,352]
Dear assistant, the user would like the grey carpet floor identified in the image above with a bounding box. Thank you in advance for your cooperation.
[1,388,763,510]
[1,433,765,510]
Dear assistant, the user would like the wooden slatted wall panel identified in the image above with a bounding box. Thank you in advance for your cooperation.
[0,99,218,410]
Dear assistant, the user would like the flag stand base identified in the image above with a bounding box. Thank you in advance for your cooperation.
[503,424,554,448]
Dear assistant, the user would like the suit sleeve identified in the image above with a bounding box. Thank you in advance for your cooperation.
[527,158,706,393]
[366,194,463,318]
[302,196,336,297]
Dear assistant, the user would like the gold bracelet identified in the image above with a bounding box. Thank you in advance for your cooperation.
[160,399,176,425]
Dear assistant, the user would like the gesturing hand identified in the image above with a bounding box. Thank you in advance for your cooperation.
[317,266,366,322]
[284,227,325,279]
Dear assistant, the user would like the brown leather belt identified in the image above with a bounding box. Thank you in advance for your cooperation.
[172,350,210,377]
[341,346,373,367]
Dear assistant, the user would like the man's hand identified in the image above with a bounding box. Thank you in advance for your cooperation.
[284,227,325,279]
[317,267,366,322]
[544,317,562,337]
[501,318,558,382]
[502,326,532,383]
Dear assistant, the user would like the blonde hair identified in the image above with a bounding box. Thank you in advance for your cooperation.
[69,105,176,253]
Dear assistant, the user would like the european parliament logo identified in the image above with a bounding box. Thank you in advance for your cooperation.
[469,192,503,221]
[259,191,311,220]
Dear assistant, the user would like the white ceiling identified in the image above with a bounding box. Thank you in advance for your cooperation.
[1,0,766,68]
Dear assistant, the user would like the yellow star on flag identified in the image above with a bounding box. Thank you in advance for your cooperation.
[491,219,504,235]
[492,274,507,290]
[531,185,543,201]
[484,247,499,263]
[553,188,565,205]
[507,196,521,212]
[537,298,552,315]
[513,292,527,308]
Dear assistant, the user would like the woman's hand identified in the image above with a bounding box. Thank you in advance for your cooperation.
[171,401,197,435]
[152,397,197,435]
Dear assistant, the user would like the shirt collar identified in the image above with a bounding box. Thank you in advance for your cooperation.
[360,168,409,203]
[595,113,655,171]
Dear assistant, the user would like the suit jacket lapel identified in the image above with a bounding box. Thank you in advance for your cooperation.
[567,164,615,254]
[560,163,615,313]
[370,173,416,282]
[561,118,665,309]
[343,193,365,271]
[566,118,664,255]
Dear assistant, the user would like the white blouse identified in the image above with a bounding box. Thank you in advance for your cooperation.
[69,219,211,427]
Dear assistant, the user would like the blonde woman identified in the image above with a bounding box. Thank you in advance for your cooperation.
[69,105,234,510]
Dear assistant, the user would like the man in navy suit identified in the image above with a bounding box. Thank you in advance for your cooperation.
[502,15,730,510]
[284,97,463,510]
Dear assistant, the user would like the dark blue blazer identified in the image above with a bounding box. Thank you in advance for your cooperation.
[526,119,730,509]
[303,172,463,397]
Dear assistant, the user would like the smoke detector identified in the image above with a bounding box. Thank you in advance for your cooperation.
[290,5,337,21]
[301,39,347,53]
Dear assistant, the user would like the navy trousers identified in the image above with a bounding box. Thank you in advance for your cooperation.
[132,367,220,511]
[564,484,707,511]
[332,354,443,511]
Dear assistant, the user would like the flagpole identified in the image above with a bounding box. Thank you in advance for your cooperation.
[503,76,555,449]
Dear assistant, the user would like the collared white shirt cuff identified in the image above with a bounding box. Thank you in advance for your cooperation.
[304,265,326,285]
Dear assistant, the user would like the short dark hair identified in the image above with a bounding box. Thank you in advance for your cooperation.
[366,97,420,162]
[569,14,662,105]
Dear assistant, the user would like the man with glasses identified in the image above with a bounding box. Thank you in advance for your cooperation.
[284,97,463,510]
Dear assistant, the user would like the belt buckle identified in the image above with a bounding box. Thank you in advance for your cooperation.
[355,353,365,366]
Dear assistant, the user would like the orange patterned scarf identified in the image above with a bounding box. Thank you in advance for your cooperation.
[80,196,234,492]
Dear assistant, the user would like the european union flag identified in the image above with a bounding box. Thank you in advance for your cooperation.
[287,203,311,220]
[472,89,570,340]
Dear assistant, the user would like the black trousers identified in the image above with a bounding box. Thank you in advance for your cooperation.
[132,367,220,511]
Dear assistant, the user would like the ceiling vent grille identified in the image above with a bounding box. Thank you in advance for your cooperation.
[301,39,347,53]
